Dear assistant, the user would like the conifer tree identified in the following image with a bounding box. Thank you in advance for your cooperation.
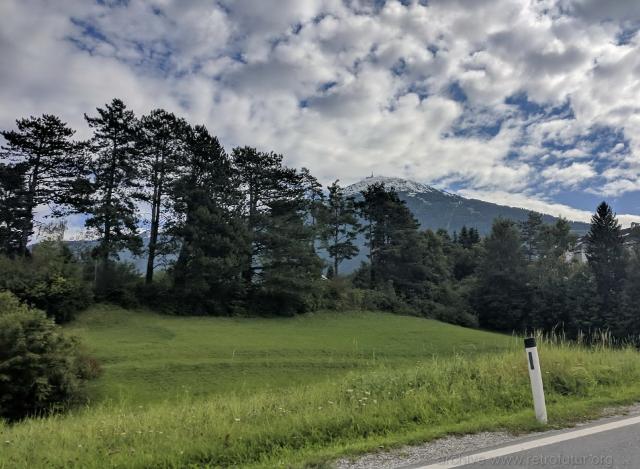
[474,218,530,331]
[81,99,142,290]
[138,109,187,283]
[357,183,420,289]
[231,147,297,285]
[1,115,83,255]
[169,125,247,314]
[258,195,323,315]
[319,180,360,276]
[520,211,544,262]
[585,202,626,322]
[0,163,30,256]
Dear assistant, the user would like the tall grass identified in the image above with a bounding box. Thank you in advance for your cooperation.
[2,340,640,468]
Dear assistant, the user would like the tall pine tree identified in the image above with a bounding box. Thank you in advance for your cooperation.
[82,99,142,291]
[1,115,83,255]
[231,147,298,286]
[138,109,187,284]
[0,163,30,256]
[474,218,530,331]
[520,211,544,262]
[585,202,626,326]
[168,125,247,314]
[319,180,360,276]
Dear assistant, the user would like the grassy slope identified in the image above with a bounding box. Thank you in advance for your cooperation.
[66,305,513,404]
[2,307,640,468]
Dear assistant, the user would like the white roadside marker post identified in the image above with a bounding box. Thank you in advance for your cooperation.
[525,337,547,424]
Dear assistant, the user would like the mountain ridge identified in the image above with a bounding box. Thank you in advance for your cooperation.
[343,176,591,235]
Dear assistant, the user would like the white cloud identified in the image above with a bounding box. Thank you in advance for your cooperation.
[458,189,640,227]
[0,0,639,221]
[541,162,597,188]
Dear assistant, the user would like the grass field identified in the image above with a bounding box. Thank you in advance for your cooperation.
[2,306,640,468]
[65,305,514,405]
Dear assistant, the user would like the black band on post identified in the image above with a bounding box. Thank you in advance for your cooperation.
[524,337,536,348]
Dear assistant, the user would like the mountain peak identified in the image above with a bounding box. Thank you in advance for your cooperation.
[343,176,443,196]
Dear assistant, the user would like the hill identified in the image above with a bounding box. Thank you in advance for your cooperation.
[65,305,513,404]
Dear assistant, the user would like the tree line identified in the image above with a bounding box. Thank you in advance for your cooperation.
[1,99,639,340]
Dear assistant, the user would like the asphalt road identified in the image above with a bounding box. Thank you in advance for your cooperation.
[408,414,640,469]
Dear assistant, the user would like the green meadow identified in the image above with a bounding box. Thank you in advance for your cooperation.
[66,305,514,405]
[2,306,640,468]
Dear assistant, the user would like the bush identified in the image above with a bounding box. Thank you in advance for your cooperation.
[93,261,141,308]
[0,242,93,323]
[0,292,97,421]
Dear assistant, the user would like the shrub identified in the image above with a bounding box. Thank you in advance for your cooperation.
[0,242,92,323]
[92,261,141,308]
[0,292,96,421]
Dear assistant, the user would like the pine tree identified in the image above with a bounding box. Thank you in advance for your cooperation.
[357,183,419,289]
[0,163,30,256]
[231,147,298,285]
[474,218,530,331]
[138,109,187,284]
[1,115,83,255]
[81,99,142,290]
[585,202,626,325]
[319,180,360,276]
[168,125,247,314]
[520,212,544,262]
[258,195,323,315]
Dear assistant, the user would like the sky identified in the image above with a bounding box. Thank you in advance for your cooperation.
[1,0,640,228]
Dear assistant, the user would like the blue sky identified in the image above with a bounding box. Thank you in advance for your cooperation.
[1,0,640,229]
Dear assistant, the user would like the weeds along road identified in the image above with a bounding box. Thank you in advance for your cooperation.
[408,413,640,469]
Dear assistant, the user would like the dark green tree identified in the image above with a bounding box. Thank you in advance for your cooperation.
[520,211,544,262]
[319,180,360,276]
[357,182,419,288]
[138,109,187,284]
[527,218,578,332]
[1,115,83,255]
[81,99,142,293]
[231,147,298,286]
[585,202,626,327]
[0,163,30,256]
[257,195,323,315]
[169,125,247,314]
[474,218,530,331]
[622,245,640,337]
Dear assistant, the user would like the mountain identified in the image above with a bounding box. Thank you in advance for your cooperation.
[336,176,591,273]
[344,176,590,236]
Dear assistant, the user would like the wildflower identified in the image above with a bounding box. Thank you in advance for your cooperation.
[234,418,241,422]
[346,389,354,393]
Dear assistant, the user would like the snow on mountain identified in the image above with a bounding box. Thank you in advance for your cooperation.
[343,176,445,196]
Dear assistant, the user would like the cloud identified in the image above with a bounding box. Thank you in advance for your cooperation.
[541,162,597,188]
[458,188,640,227]
[0,0,639,222]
